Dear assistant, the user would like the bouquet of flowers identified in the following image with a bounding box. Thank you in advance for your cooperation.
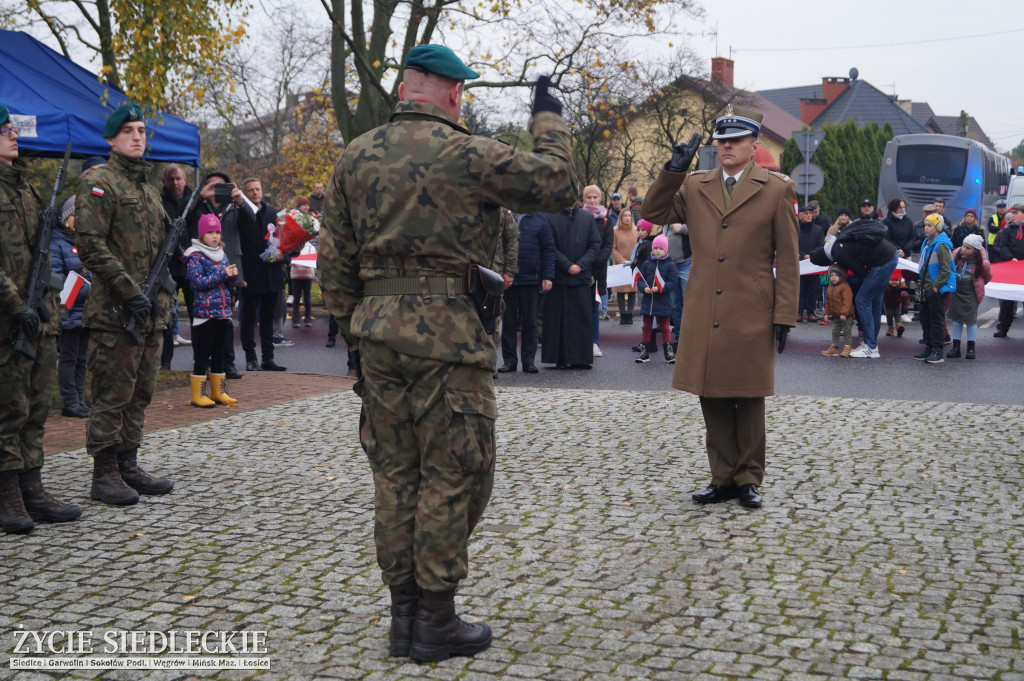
[275,209,320,259]
[258,221,281,263]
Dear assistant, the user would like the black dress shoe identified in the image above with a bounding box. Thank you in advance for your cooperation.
[738,483,763,508]
[245,360,262,372]
[522,364,538,374]
[325,337,336,347]
[261,360,287,371]
[692,483,739,504]
[224,365,243,380]
[497,363,517,373]
[158,363,171,371]
[61,405,89,418]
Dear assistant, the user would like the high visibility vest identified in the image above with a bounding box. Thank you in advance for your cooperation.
[988,214,1003,244]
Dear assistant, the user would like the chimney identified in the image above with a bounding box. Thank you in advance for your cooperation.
[821,77,850,106]
[799,98,828,125]
[711,57,734,88]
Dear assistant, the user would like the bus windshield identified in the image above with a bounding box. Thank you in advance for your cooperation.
[896,146,968,186]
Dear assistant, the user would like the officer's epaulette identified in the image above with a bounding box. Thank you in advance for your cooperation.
[767,170,791,182]
[688,169,710,176]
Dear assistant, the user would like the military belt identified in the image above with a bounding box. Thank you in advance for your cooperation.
[364,276,468,297]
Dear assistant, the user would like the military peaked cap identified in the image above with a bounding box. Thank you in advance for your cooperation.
[712,103,763,140]
[404,44,480,81]
[0,104,9,128]
[103,102,145,138]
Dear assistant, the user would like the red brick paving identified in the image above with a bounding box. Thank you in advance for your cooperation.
[43,372,354,454]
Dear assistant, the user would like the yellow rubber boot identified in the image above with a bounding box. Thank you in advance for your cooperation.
[190,375,216,408]
[209,373,237,407]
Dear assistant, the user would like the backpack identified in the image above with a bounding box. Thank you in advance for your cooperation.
[835,218,886,246]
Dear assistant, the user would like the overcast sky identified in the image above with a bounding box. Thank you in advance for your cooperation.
[696,0,1024,151]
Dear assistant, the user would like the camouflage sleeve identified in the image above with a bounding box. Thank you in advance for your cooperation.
[502,211,519,277]
[317,156,361,349]
[474,112,579,214]
[0,248,23,316]
[75,177,142,301]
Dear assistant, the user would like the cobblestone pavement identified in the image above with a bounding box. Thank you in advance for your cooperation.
[2,388,1023,680]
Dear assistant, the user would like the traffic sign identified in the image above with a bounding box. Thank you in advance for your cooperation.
[791,162,825,197]
[792,131,826,162]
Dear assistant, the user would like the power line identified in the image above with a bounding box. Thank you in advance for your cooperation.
[737,28,1022,53]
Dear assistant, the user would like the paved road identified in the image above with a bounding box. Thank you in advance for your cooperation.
[4,388,1022,679]
[163,299,1024,405]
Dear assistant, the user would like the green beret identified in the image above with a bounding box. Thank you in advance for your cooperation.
[404,44,479,81]
[103,102,145,138]
[0,104,9,128]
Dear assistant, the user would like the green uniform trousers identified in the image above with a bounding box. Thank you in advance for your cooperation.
[0,335,57,472]
[86,329,162,457]
[357,339,496,592]
[699,396,766,487]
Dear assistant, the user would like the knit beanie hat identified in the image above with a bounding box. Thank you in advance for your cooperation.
[964,208,978,219]
[827,265,843,279]
[924,214,944,231]
[652,234,668,253]
[963,233,985,251]
[60,195,76,224]
[636,219,653,235]
[198,213,222,237]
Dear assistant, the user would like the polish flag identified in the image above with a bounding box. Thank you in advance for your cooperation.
[60,271,87,309]
[653,267,666,293]
[91,187,104,197]
[632,269,644,290]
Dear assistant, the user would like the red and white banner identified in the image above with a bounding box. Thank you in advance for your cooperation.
[985,260,1024,302]
[290,253,317,269]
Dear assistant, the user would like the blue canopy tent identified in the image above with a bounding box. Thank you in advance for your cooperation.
[0,29,200,165]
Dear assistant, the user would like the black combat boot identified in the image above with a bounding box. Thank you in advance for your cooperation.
[409,588,492,663]
[0,470,33,534]
[635,342,650,363]
[389,581,418,657]
[663,343,675,364]
[91,450,140,506]
[946,340,961,358]
[19,468,82,523]
[118,449,174,495]
[965,341,976,359]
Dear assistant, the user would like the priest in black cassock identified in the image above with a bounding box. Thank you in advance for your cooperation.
[541,206,601,369]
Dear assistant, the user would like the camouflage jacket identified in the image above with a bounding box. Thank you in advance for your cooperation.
[75,151,171,333]
[318,101,578,368]
[0,159,61,347]
[491,210,520,277]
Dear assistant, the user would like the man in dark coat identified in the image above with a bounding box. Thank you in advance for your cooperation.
[642,105,800,510]
[992,204,1024,337]
[797,205,824,321]
[881,197,915,258]
[236,177,286,372]
[541,207,600,368]
[158,163,193,370]
[499,213,555,373]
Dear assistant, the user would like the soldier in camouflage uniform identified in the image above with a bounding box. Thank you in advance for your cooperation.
[318,45,577,662]
[75,103,175,507]
[0,104,83,534]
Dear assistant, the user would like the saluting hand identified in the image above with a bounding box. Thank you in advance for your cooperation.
[666,132,702,173]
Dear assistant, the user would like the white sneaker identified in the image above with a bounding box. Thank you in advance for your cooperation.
[848,345,871,358]
[286,295,294,305]
[868,346,881,359]
[592,343,602,357]
[173,334,191,346]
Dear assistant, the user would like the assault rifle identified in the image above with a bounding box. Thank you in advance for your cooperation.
[123,186,202,345]
[13,141,72,360]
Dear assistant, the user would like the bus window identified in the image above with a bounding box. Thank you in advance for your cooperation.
[896,146,968,186]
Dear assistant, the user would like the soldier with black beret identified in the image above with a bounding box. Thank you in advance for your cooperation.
[319,44,578,661]
[0,104,83,534]
[75,102,175,507]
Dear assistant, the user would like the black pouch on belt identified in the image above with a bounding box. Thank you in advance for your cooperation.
[467,264,505,334]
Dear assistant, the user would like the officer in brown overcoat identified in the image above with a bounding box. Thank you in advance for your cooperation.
[642,105,800,509]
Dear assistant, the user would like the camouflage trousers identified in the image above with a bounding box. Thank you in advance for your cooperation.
[86,329,162,457]
[0,335,57,472]
[356,339,496,592]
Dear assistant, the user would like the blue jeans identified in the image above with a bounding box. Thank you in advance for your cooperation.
[670,260,691,342]
[854,252,899,349]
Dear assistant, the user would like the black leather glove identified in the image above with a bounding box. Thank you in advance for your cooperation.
[13,306,40,340]
[531,75,563,117]
[666,132,703,173]
[774,324,790,354]
[124,293,152,327]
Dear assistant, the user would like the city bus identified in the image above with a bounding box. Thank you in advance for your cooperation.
[876,134,1009,241]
